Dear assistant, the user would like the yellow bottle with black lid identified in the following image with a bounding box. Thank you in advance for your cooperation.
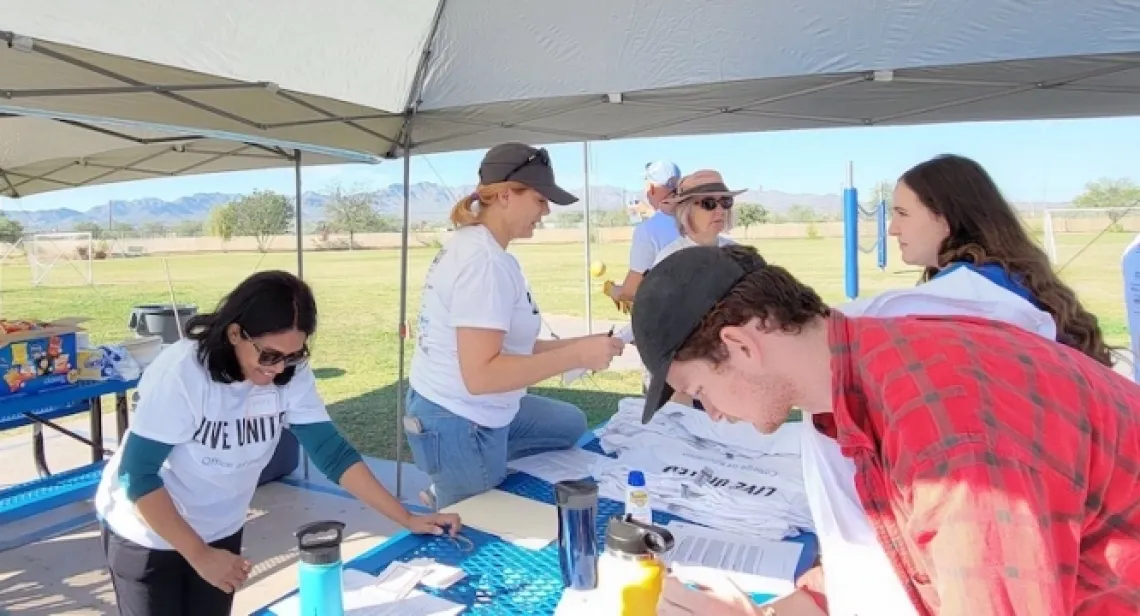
[597,514,676,615]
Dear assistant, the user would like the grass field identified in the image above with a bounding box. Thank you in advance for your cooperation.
[0,232,1131,459]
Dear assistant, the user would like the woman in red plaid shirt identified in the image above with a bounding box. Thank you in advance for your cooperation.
[634,244,1140,616]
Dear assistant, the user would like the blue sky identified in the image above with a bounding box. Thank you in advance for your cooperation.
[5,116,1140,212]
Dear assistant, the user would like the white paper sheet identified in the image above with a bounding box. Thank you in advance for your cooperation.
[664,522,803,596]
[406,558,467,589]
[553,587,621,615]
[267,569,464,616]
[441,489,558,550]
[561,325,636,384]
[561,368,586,384]
[507,448,612,484]
[615,324,635,344]
[372,562,426,600]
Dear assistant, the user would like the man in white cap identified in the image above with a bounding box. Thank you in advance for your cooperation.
[605,160,682,311]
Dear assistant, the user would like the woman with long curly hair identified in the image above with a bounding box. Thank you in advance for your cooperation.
[889,153,1113,367]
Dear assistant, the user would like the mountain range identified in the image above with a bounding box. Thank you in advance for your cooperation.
[1,182,1069,232]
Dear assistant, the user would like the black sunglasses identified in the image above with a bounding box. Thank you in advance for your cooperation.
[504,148,551,182]
[242,330,309,367]
[696,197,734,211]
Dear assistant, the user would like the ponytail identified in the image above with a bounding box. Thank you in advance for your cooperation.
[448,181,532,228]
[449,193,480,228]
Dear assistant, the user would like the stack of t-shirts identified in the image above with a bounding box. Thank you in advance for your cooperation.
[598,399,801,459]
[591,399,812,540]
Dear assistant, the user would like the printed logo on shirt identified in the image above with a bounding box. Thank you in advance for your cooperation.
[190,411,287,469]
[663,463,779,498]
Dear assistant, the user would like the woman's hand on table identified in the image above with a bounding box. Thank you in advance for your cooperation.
[405,512,462,537]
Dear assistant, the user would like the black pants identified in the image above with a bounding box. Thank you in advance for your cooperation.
[102,525,244,616]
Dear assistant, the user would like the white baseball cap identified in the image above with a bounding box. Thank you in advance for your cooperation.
[644,160,681,189]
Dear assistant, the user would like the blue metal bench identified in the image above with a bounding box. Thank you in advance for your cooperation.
[0,460,107,525]
[0,379,138,529]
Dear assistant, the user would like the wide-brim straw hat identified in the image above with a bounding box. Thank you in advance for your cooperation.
[662,169,746,204]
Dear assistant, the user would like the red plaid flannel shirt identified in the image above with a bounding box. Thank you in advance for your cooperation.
[814,312,1140,615]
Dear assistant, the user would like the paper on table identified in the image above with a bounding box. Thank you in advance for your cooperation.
[553,587,621,615]
[664,522,803,596]
[507,448,611,484]
[373,562,426,600]
[267,569,464,616]
[441,489,558,550]
[406,558,467,589]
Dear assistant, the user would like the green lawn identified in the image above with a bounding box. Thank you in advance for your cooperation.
[0,232,1130,458]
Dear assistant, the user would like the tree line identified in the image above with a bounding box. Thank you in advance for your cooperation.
[3,176,1135,247]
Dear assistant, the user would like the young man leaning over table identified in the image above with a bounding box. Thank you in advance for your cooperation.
[634,244,1140,616]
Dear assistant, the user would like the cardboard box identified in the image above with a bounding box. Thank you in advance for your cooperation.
[0,318,87,397]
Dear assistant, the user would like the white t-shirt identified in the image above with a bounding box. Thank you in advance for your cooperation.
[410,225,542,428]
[837,266,1057,340]
[652,234,736,267]
[592,399,812,540]
[95,339,330,549]
[1123,233,1140,382]
[629,211,681,273]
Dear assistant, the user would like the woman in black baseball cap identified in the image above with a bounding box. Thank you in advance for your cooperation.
[405,143,626,510]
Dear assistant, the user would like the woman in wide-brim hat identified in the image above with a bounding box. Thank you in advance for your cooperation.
[653,169,745,267]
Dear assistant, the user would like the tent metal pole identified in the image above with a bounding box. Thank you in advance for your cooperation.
[582,142,593,334]
[295,150,304,279]
[394,135,412,501]
[294,149,311,480]
[392,0,445,504]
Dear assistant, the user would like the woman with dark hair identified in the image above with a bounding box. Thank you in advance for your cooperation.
[890,153,1113,366]
[94,270,459,616]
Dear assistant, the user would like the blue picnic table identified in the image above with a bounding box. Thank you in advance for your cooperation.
[255,433,818,615]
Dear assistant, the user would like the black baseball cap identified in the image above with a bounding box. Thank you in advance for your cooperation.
[479,143,578,205]
[631,245,766,423]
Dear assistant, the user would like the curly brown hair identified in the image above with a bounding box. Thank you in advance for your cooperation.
[899,154,1112,367]
[674,245,831,365]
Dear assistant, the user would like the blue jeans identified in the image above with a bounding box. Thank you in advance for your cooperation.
[404,389,587,509]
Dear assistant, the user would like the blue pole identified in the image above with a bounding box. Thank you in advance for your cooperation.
[843,162,859,300]
[877,199,888,271]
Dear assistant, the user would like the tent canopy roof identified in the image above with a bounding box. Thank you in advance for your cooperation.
[0,114,354,198]
[2,0,1139,191]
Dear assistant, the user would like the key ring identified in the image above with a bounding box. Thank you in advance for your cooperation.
[448,532,475,553]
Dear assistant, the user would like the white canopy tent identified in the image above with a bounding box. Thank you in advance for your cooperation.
[4,0,1140,495]
[0,113,368,199]
[0,112,380,483]
[0,111,375,308]
[4,0,1140,157]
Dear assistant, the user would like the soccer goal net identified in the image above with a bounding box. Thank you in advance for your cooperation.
[1041,207,1140,265]
[27,232,95,286]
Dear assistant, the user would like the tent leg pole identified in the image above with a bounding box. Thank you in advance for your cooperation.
[294,149,310,481]
[395,140,412,502]
[582,142,593,334]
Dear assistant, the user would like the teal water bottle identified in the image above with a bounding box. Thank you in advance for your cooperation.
[295,520,347,616]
